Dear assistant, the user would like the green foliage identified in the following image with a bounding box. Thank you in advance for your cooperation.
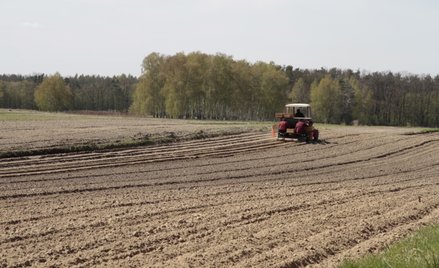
[258,62,289,118]
[34,73,73,111]
[205,54,235,119]
[130,52,289,120]
[69,74,136,112]
[230,59,255,119]
[310,75,343,123]
[340,225,439,268]
[130,52,166,116]
[0,81,4,107]
[349,76,373,125]
[162,52,189,118]
[0,80,36,109]
[290,78,310,103]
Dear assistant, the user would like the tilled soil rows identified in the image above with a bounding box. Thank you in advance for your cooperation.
[1,126,438,267]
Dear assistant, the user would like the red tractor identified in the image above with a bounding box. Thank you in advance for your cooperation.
[274,103,319,142]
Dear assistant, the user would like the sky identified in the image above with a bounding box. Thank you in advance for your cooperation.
[1,0,438,77]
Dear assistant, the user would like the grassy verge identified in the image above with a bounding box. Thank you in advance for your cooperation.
[404,128,439,135]
[418,128,439,134]
[0,109,58,121]
[339,225,439,268]
[0,109,102,121]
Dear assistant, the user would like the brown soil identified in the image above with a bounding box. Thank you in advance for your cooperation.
[0,113,267,154]
[1,125,438,268]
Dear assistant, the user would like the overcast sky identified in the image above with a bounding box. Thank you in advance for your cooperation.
[1,0,438,77]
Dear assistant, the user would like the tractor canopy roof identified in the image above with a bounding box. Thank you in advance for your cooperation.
[285,103,311,108]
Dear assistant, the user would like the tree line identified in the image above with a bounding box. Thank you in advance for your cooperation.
[0,73,137,112]
[0,52,438,127]
[289,68,439,127]
[130,52,288,120]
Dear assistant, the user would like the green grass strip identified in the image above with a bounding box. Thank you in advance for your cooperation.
[339,225,439,268]
[419,128,439,134]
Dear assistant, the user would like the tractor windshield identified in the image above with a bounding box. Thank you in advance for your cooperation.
[285,104,311,118]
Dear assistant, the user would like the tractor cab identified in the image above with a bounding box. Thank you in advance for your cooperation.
[274,103,319,142]
[285,103,311,119]
[275,103,312,122]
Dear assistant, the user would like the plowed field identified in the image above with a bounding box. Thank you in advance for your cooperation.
[1,123,439,268]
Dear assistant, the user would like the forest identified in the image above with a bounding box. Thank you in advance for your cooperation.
[1,52,438,127]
